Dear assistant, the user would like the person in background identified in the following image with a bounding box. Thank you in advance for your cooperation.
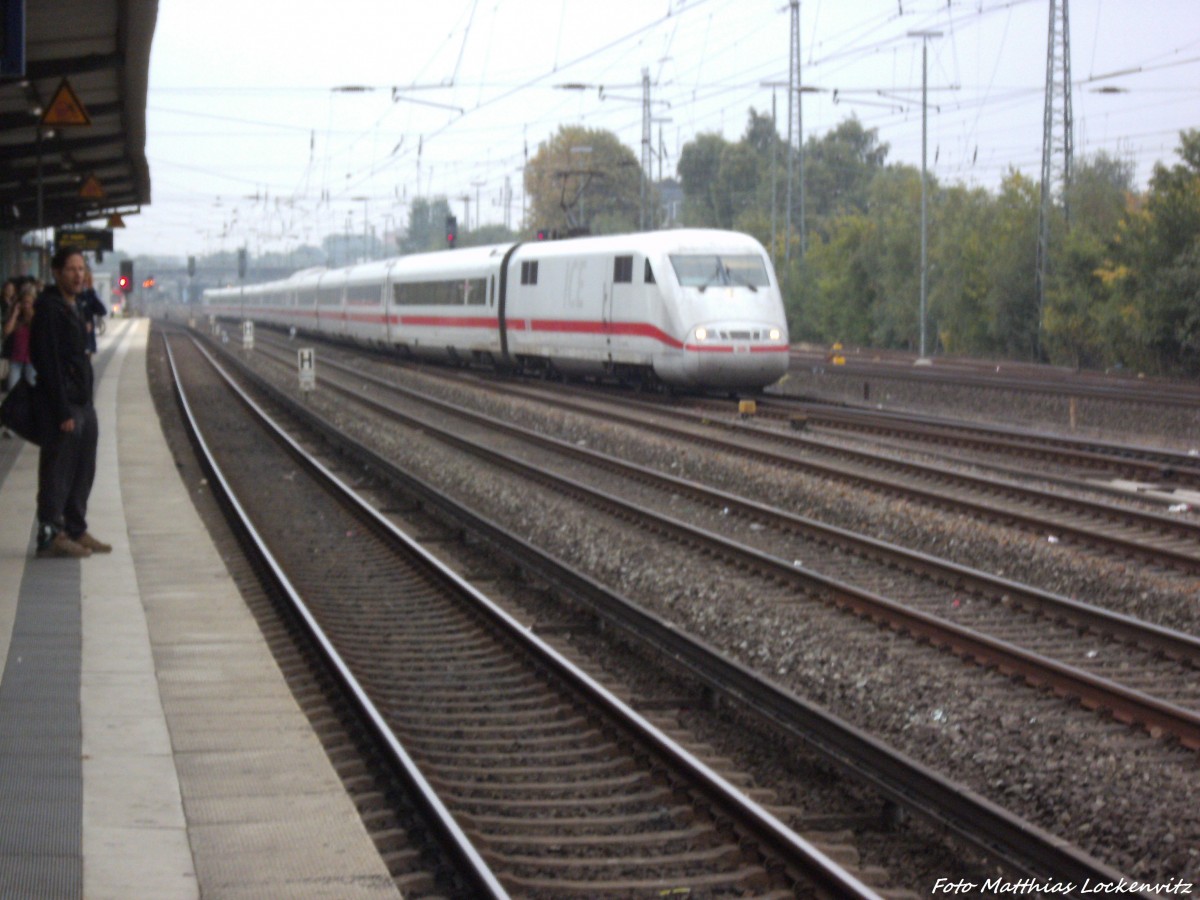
[0,278,16,391]
[0,283,36,438]
[4,283,37,387]
[29,247,111,559]
[76,266,107,356]
[0,278,14,323]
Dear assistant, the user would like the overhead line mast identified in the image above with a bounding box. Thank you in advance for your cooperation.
[1036,0,1074,358]
[785,0,802,267]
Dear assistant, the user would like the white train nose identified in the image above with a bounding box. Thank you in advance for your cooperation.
[653,321,789,389]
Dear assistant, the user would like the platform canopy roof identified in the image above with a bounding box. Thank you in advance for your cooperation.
[0,0,156,234]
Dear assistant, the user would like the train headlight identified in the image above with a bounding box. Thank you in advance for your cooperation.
[694,326,708,342]
[769,327,781,341]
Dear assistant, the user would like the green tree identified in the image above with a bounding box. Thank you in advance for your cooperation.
[801,116,890,230]
[713,141,761,229]
[1042,227,1110,368]
[1064,151,1133,234]
[1102,130,1200,373]
[800,212,878,343]
[786,164,920,348]
[673,111,1197,370]
[401,196,455,254]
[1041,152,1135,368]
[928,184,994,355]
[866,165,924,349]
[678,132,730,227]
[981,170,1041,358]
[524,125,641,236]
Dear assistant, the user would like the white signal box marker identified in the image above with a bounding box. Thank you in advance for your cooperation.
[298,348,316,393]
[242,320,254,350]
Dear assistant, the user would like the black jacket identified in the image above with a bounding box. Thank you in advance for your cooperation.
[30,286,93,427]
[76,288,107,354]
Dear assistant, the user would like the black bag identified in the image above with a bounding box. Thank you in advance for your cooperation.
[0,331,12,360]
[0,378,39,444]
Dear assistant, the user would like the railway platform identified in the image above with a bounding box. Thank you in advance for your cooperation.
[0,318,400,899]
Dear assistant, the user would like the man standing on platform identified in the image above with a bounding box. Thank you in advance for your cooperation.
[29,247,111,559]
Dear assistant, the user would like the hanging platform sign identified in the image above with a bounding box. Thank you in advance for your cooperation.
[41,78,91,127]
[56,228,113,252]
[79,175,105,199]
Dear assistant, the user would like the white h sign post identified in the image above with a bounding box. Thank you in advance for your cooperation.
[242,320,254,351]
[298,348,316,395]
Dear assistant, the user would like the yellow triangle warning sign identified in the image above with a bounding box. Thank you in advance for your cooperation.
[42,78,91,127]
[80,176,105,199]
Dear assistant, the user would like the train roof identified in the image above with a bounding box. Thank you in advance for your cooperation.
[512,228,766,259]
[203,230,769,298]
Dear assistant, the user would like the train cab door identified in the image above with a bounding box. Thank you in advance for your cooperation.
[382,259,399,346]
[607,254,636,355]
[601,275,613,354]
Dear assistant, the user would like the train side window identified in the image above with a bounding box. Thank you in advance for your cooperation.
[394,279,486,306]
[643,259,655,284]
[521,260,538,285]
[463,278,486,305]
[613,255,633,283]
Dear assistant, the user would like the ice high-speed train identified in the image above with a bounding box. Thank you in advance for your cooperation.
[202,229,790,391]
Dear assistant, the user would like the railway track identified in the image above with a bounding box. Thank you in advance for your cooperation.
[238,332,1200,750]
[189,321,1200,888]
[164,329,897,897]
[422,365,1200,573]
[750,397,1200,494]
[786,349,1200,409]
[176,323,1156,893]
[488,378,1200,499]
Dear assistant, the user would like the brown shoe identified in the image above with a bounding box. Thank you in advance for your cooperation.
[37,533,92,559]
[75,532,112,553]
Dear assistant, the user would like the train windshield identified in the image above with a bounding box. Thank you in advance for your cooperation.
[669,254,770,290]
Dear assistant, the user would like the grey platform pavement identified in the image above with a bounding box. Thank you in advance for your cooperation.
[0,318,401,899]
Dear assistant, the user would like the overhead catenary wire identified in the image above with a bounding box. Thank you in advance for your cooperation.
[138,0,1200,256]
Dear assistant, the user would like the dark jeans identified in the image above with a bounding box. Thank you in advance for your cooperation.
[37,402,98,540]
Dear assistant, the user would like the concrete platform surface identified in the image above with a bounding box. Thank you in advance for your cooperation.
[0,318,401,899]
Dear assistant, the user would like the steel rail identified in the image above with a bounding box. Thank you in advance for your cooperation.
[162,334,514,900]
[269,342,1200,750]
[204,329,1149,892]
[786,352,1200,407]
[313,345,1200,571]
[756,398,1200,488]
[458,367,1200,572]
[286,342,1200,671]
[181,332,883,899]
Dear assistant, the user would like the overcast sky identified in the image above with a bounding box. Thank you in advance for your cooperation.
[120,0,1200,259]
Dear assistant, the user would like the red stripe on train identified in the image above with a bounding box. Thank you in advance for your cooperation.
[218,308,786,353]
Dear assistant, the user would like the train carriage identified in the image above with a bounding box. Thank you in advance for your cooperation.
[340,262,390,343]
[203,229,789,391]
[386,244,506,365]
